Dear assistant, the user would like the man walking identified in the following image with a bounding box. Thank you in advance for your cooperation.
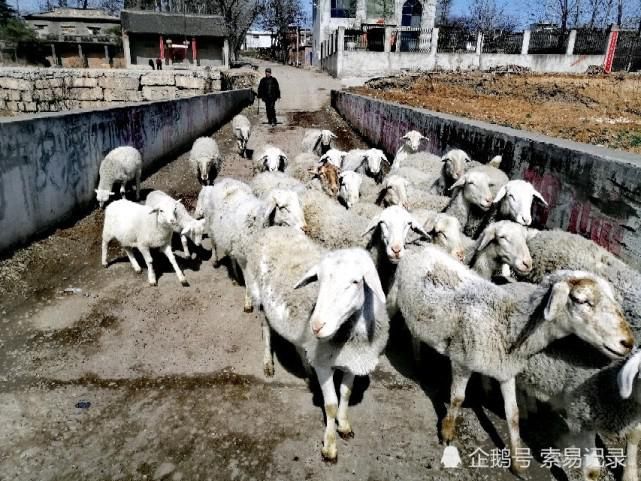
[257,68,280,126]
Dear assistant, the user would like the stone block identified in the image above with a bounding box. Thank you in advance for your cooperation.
[98,76,141,90]
[104,89,144,102]
[142,86,177,101]
[176,89,202,98]
[70,77,98,87]
[0,78,33,91]
[69,87,103,101]
[23,102,37,112]
[175,76,205,90]
[7,90,21,101]
[35,78,63,89]
[21,91,33,102]
[5,101,18,111]
[210,79,222,91]
[141,72,176,86]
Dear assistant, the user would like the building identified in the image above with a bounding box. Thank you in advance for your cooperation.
[311,0,443,64]
[23,7,123,68]
[243,30,273,50]
[120,10,230,69]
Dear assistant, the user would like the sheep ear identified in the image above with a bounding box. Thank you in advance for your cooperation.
[278,155,287,171]
[423,213,437,234]
[449,176,466,191]
[493,185,508,204]
[261,155,269,167]
[329,132,337,139]
[489,155,502,168]
[361,216,381,237]
[618,351,641,399]
[401,133,409,140]
[533,189,548,207]
[293,265,319,289]
[544,281,571,321]
[410,217,430,239]
[476,225,496,252]
[363,265,386,305]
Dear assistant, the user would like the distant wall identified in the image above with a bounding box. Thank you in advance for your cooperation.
[0,88,253,253]
[332,90,641,269]
[0,67,223,113]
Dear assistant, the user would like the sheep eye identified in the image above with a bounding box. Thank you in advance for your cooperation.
[439,232,447,239]
[508,194,515,200]
[467,181,474,185]
[352,279,360,285]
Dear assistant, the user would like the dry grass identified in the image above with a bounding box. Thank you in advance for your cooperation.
[351,72,641,154]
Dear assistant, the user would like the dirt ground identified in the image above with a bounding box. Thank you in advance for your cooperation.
[351,72,641,155]
[0,62,625,481]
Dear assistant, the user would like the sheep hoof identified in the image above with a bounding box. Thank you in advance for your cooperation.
[133,267,142,273]
[440,416,456,444]
[149,281,157,286]
[510,458,528,477]
[263,362,275,377]
[337,427,354,440]
[180,279,189,287]
[213,260,221,268]
[321,447,338,463]
[243,305,254,313]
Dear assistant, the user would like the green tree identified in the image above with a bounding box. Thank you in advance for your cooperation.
[0,0,36,42]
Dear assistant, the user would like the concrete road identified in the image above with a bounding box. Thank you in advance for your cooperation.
[0,63,582,481]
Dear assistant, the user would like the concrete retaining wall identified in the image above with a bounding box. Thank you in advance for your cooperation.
[0,88,253,253]
[0,67,223,113]
[332,90,641,269]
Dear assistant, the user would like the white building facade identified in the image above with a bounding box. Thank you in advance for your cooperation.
[312,0,440,64]
[243,31,273,50]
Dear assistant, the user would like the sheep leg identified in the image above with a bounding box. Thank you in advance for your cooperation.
[337,371,355,439]
[123,247,142,273]
[243,286,254,313]
[563,430,600,480]
[101,239,110,267]
[139,246,156,286]
[441,362,471,444]
[135,169,141,201]
[316,366,338,462]
[211,241,221,268]
[499,377,527,475]
[180,234,191,258]
[412,337,422,362]
[261,318,274,377]
[622,424,641,481]
[295,346,313,378]
[162,245,188,286]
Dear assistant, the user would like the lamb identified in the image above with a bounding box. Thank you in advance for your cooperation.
[145,190,206,258]
[516,229,641,330]
[95,146,142,208]
[319,148,347,168]
[338,171,363,208]
[301,128,337,156]
[101,198,188,286]
[465,164,509,198]
[395,247,634,474]
[392,130,427,168]
[189,137,221,185]
[232,114,251,158]
[243,226,390,462]
[342,148,388,183]
[251,171,306,199]
[255,144,288,172]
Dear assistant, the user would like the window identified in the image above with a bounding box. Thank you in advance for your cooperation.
[253,34,260,39]
[35,24,48,31]
[331,0,356,18]
[87,26,101,35]
[61,25,75,34]
[367,0,394,20]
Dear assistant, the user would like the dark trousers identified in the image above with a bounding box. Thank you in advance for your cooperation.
[264,100,277,124]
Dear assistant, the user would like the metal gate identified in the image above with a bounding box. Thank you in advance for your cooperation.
[611,31,641,72]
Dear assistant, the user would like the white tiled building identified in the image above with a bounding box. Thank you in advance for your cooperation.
[311,0,442,64]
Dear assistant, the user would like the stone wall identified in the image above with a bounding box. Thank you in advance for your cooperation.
[331,90,641,269]
[0,67,223,113]
[0,89,253,253]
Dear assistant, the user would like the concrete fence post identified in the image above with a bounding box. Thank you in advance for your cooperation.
[521,30,531,55]
[566,29,577,55]
[337,27,345,78]
[431,27,439,55]
[384,26,392,53]
[476,32,483,55]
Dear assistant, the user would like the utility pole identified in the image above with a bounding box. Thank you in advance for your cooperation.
[15,0,20,16]
[296,26,299,66]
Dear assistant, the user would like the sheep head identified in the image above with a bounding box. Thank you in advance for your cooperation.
[293,248,385,339]
[449,170,494,211]
[338,171,362,209]
[475,221,533,275]
[423,213,466,262]
[95,188,115,208]
[265,189,306,232]
[377,175,410,209]
[400,130,427,152]
[441,149,471,183]
[493,180,548,226]
[314,162,341,197]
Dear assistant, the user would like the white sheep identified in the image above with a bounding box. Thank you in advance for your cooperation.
[301,129,337,156]
[101,198,188,286]
[338,171,363,208]
[422,212,472,262]
[517,229,641,331]
[429,149,472,195]
[392,130,427,168]
[492,179,548,226]
[95,146,142,208]
[466,164,509,197]
[443,169,496,237]
[244,226,389,462]
[232,114,251,158]
[342,148,388,183]
[189,137,221,185]
[319,148,347,168]
[207,179,306,311]
[255,144,288,173]
[395,248,634,474]
[145,190,206,258]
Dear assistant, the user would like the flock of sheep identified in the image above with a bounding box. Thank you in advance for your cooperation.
[94,114,641,481]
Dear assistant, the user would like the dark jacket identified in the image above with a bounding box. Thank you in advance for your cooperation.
[258,76,280,102]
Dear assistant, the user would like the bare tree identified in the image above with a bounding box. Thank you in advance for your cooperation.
[259,0,303,62]
[462,0,517,32]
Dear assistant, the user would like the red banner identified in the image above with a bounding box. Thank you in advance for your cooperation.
[159,36,164,60]
[604,31,618,73]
